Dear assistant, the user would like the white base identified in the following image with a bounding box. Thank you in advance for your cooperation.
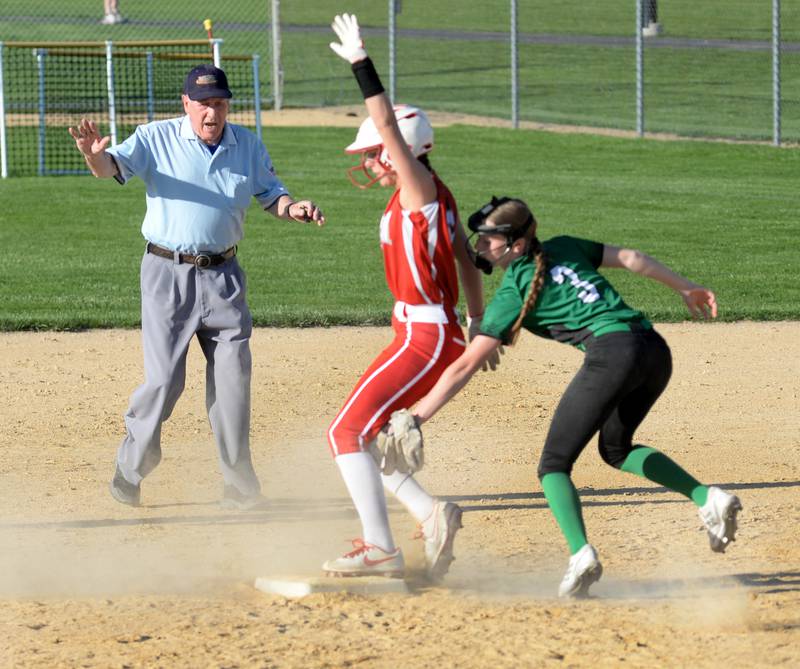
[254,575,409,598]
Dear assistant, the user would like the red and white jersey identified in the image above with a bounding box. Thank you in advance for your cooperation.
[379,176,460,315]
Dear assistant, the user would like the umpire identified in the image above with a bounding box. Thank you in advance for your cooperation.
[69,64,325,509]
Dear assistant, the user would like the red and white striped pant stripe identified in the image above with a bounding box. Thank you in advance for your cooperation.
[327,315,465,456]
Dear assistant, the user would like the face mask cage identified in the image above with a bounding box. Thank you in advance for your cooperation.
[346,147,394,189]
[465,196,534,274]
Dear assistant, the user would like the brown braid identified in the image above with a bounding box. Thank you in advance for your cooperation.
[509,237,547,345]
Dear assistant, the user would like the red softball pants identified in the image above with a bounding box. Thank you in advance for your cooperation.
[327,304,466,456]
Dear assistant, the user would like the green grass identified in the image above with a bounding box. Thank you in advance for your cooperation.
[0,125,797,330]
[3,0,799,40]
[2,1,799,143]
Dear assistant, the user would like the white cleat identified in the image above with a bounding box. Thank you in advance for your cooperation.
[642,21,663,37]
[420,501,463,582]
[699,486,742,553]
[558,543,603,598]
[322,539,405,578]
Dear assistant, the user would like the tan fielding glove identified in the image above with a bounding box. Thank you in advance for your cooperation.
[371,410,424,474]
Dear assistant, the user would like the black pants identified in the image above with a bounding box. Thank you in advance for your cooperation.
[643,0,658,25]
[537,328,672,479]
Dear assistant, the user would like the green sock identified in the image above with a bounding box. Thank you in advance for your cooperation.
[620,446,708,507]
[541,472,588,554]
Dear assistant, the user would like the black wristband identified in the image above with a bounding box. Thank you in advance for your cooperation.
[351,57,385,99]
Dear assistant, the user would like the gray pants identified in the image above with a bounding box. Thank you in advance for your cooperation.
[116,249,260,495]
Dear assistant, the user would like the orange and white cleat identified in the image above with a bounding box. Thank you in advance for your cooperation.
[323,539,405,578]
[417,500,463,582]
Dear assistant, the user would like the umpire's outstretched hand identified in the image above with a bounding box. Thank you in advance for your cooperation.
[69,118,110,157]
[288,200,326,226]
[68,118,118,178]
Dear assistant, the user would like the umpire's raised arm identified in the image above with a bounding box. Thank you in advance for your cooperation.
[68,118,118,178]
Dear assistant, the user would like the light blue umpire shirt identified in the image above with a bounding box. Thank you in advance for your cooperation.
[106,116,290,254]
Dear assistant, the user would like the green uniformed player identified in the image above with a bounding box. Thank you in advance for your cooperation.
[412,196,742,598]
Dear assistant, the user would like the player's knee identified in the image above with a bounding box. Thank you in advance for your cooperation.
[326,422,341,457]
[147,374,185,399]
[537,451,574,480]
[138,378,184,422]
[327,420,360,458]
[598,441,631,469]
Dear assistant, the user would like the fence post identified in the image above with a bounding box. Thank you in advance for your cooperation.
[105,40,117,147]
[36,48,46,175]
[0,42,7,178]
[773,0,781,146]
[146,51,155,123]
[389,0,398,102]
[253,54,262,139]
[271,0,282,111]
[510,0,519,129]
[635,0,644,137]
[211,38,222,67]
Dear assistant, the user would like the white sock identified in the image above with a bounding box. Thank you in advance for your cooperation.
[382,471,435,524]
[335,452,396,552]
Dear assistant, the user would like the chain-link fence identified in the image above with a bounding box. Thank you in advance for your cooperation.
[1,1,798,175]
[0,40,260,176]
[270,0,798,144]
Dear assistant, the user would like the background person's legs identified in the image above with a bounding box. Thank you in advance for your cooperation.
[117,253,199,485]
[197,259,260,496]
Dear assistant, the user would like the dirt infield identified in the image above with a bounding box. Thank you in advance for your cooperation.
[1,322,798,667]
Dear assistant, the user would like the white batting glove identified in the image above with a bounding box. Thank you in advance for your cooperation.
[329,13,368,63]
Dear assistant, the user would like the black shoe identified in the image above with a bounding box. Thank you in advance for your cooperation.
[220,485,267,511]
[110,465,141,506]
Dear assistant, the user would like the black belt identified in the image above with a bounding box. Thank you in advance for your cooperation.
[146,242,236,268]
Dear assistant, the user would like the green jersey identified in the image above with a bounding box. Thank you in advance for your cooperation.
[480,236,650,348]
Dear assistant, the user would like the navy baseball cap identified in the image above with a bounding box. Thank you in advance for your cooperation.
[183,64,233,101]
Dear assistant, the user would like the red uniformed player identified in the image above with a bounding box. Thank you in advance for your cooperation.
[323,13,497,579]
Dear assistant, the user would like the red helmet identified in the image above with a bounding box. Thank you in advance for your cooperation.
[345,104,434,189]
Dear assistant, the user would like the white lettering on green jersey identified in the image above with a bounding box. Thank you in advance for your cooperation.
[479,235,650,347]
[550,265,600,304]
